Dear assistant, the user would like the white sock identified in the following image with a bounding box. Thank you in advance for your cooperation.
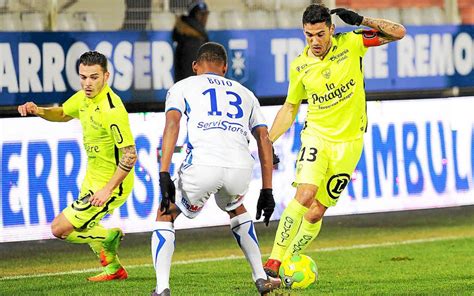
[230,212,267,281]
[151,221,175,294]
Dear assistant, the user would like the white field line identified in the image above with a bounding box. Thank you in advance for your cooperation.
[0,235,468,281]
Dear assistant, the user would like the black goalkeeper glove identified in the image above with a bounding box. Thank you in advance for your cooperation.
[331,8,364,26]
[256,189,275,226]
[159,172,175,213]
[272,145,280,166]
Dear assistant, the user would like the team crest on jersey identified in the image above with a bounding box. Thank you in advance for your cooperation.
[228,39,249,83]
[322,69,331,79]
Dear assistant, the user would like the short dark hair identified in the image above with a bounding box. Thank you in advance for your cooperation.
[79,51,108,72]
[196,42,227,65]
[302,4,332,27]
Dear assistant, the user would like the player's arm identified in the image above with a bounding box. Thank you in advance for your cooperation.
[160,110,182,172]
[269,101,300,143]
[18,102,73,122]
[90,145,137,207]
[89,145,138,207]
[360,17,406,45]
[331,8,406,46]
[253,126,273,189]
[253,125,276,226]
[158,109,181,214]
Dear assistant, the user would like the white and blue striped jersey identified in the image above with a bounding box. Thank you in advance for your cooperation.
[165,73,267,169]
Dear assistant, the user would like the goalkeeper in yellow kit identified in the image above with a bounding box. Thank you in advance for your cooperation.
[18,51,137,282]
[264,4,406,276]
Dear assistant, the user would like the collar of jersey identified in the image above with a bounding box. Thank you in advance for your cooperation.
[204,72,221,76]
[85,84,111,103]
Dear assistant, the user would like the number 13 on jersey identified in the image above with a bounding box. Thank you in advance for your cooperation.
[203,88,244,119]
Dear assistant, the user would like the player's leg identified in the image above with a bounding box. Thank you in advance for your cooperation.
[98,191,133,273]
[54,196,122,249]
[54,212,121,265]
[265,134,328,276]
[87,228,128,281]
[284,138,364,257]
[228,205,268,281]
[227,205,281,294]
[218,168,281,294]
[59,192,124,245]
[263,185,314,276]
[152,202,180,295]
[82,223,124,273]
[60,191,130,281]
[152,164,220,295]
[51,212,75,239]
[283,199,325,259]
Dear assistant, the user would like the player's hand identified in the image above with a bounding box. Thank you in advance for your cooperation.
[330,8,363,26]
[89,188,112,207]
[18,102,39,116]
[256,188,275,226]
[272,145,280,166]
[159,172,175,214]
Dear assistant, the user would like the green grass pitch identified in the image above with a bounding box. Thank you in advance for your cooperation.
[1,206,473,295]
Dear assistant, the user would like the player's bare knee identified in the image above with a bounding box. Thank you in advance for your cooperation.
[51,222,66,239]
[305,208,323,223]
[296,190,317,208]
[51,225,61,239]
[305,201,326,223]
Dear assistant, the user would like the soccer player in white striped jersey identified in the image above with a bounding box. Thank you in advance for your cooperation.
[150,42,280,296]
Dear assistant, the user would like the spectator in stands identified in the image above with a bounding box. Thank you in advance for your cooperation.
[17,51,137,282]
[172,0,209,82]
[263,4,406,277]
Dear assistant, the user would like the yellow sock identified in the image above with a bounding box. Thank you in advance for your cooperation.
[88,234,122,272]
[65,224,108,244]
[269,199,309,261]
[89,241,102,258]
[104,256,122,273]
[284,217,322,259]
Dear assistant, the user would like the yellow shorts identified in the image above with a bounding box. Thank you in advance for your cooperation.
[63,188,130,230]
[293,133,363,208]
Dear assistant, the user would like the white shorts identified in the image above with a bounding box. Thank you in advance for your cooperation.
[174,164,253,219]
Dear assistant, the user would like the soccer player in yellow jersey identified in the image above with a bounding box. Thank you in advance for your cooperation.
[17,51,137,282]
[263,4,406,276]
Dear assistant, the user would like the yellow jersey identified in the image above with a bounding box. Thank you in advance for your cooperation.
[287,30,368,142]
[62,84,135,196]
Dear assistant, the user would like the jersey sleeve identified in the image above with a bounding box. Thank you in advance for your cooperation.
[285,61,306,105]
[165,83,185,114]
[104,105,135,149]
[62,91,81,119]
[248,91,267,131]
[351,30,369,56]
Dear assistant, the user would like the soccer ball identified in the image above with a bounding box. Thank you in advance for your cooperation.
[279,254,318,289]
